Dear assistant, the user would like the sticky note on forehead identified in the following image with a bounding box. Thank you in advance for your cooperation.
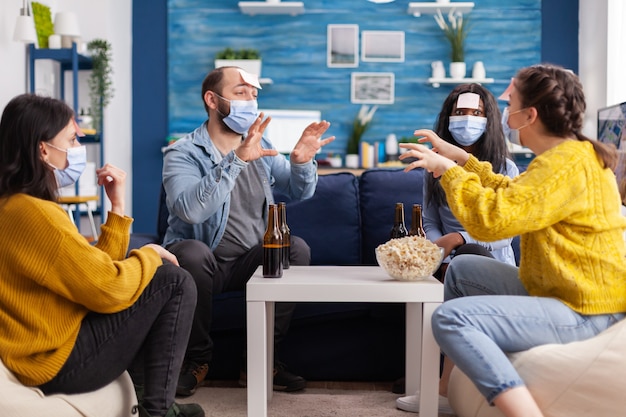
[456,93,480,109]
[498,78,515,101]
[237,68,262,89]
[72,118,85,137]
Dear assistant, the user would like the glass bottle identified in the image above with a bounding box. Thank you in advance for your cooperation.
[390,202,408,239]
[278,202,290,269]
[263,204,283,278]
[409,204,426,238]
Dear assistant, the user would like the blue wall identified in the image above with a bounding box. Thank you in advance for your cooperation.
[132,0,579,233]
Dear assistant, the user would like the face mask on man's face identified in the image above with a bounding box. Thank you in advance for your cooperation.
[448,115,487,146]
[215,93,258,134]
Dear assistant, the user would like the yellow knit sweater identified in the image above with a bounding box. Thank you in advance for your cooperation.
[0,194,162,386]
[441,140,626,314]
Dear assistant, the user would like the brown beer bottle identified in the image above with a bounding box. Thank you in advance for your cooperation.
[409,204,426,237]
[390,202,408,239]
[278,202,291,269]
[263,204,283,278]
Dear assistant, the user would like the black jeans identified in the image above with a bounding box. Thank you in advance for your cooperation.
[39,263,197,416]
[167,236,311,366]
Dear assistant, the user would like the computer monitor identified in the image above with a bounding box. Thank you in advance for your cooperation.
[598,101,626,204]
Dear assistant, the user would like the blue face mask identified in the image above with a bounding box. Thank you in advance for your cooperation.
[46,143,87,188]
[215,94,258,134]
[448,115,487,146]
[501,107,527,146]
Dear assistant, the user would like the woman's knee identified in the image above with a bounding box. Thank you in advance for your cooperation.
[153,263,197,301]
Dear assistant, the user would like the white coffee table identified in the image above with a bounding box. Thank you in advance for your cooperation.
[246,265,443,417]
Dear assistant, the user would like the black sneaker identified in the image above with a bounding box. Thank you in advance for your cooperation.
[238,362,306,392]
[134,402,205,417]
[176,361,209,397]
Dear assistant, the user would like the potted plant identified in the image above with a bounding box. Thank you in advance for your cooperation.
[345,105,377,168]
[86,39,114,132]
[434,9,471,79]
[215,48,262,76]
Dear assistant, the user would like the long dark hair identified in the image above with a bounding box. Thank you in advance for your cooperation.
[514,64,617,169]
[427,83,510,207]
[0,94,74,201]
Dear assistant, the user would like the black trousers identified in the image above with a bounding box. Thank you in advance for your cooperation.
[167,236,311,366]
[40,264,197,416]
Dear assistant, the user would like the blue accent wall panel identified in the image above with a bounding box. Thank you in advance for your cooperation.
[132,0,578,234]
[167,0,541,155]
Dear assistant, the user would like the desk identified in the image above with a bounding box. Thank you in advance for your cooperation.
[58,195,99,240]
[246,265,443,417]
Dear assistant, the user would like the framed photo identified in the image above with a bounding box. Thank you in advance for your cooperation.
[361,31,405,62]
[327,24,359,68]
[351,72,395,104]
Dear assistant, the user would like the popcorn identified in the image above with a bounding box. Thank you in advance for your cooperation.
[375,236,443,281]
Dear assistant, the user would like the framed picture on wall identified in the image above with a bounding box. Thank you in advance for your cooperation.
[327,24,359,68]
[361,31,405,62]
[351,72,395,104]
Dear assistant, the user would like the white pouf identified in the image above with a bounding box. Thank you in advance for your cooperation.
[447,318,626,417]
[0,359,138,417]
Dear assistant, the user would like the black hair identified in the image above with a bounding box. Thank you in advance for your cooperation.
[0,94,73,201]
[427,83,510,207]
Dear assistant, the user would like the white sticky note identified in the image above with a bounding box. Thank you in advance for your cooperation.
[237,68,262,89]
[456,92,480,109]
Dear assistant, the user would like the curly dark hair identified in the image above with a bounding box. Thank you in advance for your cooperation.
[427,83,510,207]
[0,94,73,201]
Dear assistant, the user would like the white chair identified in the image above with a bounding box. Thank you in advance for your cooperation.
[447,318,626,417]
[0,359,138,417]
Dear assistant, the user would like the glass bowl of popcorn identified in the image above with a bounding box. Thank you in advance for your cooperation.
[375,236,444,281]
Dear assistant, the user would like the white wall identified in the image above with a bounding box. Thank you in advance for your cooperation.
[579,0,626,139]
[0,0,132,219]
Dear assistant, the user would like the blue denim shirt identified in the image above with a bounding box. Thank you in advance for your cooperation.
[423,158,519,266]
[161,121,317,249]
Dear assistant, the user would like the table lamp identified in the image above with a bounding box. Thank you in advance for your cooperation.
[54,11,81,48]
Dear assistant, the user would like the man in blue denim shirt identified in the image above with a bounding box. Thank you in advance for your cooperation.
[162,66,334,397]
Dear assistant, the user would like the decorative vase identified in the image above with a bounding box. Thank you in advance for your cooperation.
[431,61,445,78]
[449,62,466,80]
[472,61,486,79]
[345,154,359,169]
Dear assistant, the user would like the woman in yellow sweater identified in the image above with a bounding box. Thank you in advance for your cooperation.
[0,94,203,417]
[398,65,626,417]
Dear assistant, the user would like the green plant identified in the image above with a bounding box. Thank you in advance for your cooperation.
[86,39,114,131]
[31,2,54,48]
[346,105,377,155]
[434,9,470,63]
[215,48,261,60]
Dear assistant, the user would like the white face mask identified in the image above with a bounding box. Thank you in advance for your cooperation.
[501,107,528,146]
[46,143,87,188]
[215,93,259,134]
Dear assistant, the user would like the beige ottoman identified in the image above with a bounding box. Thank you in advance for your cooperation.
[0,359,138,417]
[447,318,626,417]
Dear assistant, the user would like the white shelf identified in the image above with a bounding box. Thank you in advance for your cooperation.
[407,2,474,17]
[259,77,273,85]
[428,77,494,88]
[239,1,304,16]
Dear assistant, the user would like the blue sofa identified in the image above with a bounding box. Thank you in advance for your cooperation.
[130,167,517,382]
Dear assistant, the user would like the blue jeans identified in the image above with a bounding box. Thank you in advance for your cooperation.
[39,263,197,416]
[432,255,625,403]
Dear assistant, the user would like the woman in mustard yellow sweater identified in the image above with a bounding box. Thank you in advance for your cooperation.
[397,65,626,417]
[0,94,203,417]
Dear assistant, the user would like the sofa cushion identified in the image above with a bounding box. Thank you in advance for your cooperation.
[0,359,137,417]
[274,172,361,265]
[359,168,425,265]
[447,318,626,417]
